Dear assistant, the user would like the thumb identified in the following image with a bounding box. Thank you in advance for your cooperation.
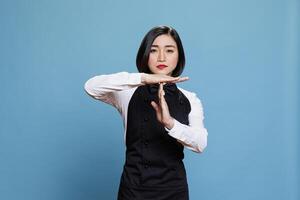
[151,101,159,112]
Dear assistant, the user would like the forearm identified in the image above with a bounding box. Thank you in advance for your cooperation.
[84,71,144,99]
[165,119,208,153]
[164,91,208,153]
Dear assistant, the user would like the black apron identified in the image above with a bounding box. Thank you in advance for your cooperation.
[118,83,191,200]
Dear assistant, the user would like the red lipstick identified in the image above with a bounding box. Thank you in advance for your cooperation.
[157,64,168,69]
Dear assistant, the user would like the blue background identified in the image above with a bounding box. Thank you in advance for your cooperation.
[0,0,299,199]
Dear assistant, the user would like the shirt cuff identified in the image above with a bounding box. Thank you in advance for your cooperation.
[164,119,184,140]
[127,72,143,85]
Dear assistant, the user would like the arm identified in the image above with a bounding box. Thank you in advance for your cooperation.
[165,92,208,153]
[84,72,188,107]
[84,72,144,107]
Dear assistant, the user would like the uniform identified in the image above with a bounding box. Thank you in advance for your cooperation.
[84,72,208,200]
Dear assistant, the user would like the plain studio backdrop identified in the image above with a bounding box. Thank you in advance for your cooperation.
[0,0,299,200]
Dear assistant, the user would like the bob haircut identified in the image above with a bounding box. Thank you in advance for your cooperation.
[136,25,185,77]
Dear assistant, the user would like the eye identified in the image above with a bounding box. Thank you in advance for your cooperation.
[150,49,157,53]
[166,49,174,53]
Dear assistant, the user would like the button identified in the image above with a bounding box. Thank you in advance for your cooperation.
[144,160,150,168]
[143,140,149,146]
[144,117,149,121]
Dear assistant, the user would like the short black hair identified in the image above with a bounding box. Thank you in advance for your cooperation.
[136,25,185,77]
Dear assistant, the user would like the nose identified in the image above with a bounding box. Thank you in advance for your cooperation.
[157,49,166,62]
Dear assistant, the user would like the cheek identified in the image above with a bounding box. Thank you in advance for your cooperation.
[148,54,156,66]
[169,54,179,66]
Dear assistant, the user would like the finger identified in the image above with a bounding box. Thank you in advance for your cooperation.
[158,84,167,107]
[178,76,189,82]
[151,101,163,119]
[160,76,180,83]
[151,101,159,112]
[170,76,189,83]
[159,91,171,119]
[158,83,165,102]
[159,83,164,94]
[159,91,168,109]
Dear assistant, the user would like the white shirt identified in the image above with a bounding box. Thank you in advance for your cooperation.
[84,72,208,153]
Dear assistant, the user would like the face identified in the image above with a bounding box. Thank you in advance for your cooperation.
[148,34,179,76]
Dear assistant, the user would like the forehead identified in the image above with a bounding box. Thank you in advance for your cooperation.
[151,34,177,47]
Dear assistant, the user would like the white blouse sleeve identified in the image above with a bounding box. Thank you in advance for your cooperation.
[84,71,144,109]
[165,90,208,153]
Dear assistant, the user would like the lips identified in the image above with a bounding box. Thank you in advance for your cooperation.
[156,64,168,69]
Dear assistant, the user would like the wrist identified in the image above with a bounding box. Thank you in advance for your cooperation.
[141,73,148,84]
[165,118,174,130]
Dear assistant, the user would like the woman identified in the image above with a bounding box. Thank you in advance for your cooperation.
[84,25,208,200]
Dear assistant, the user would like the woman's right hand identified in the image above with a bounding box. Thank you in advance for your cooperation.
[141,73,189,85]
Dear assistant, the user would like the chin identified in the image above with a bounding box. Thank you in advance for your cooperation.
[152,70,172,75]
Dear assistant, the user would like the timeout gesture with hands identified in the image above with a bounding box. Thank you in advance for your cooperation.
[141,73,189,129]
[141,73,189,85]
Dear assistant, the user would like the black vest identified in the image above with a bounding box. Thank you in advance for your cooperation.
[120,83,191,189]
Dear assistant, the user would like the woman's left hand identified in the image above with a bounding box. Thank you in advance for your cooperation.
[151,83,174,129]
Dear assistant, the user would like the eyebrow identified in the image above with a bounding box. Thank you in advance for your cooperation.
[151,45,176,48]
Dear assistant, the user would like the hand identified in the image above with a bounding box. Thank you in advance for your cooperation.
[141,73,189,85]
[150,83,175,129]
